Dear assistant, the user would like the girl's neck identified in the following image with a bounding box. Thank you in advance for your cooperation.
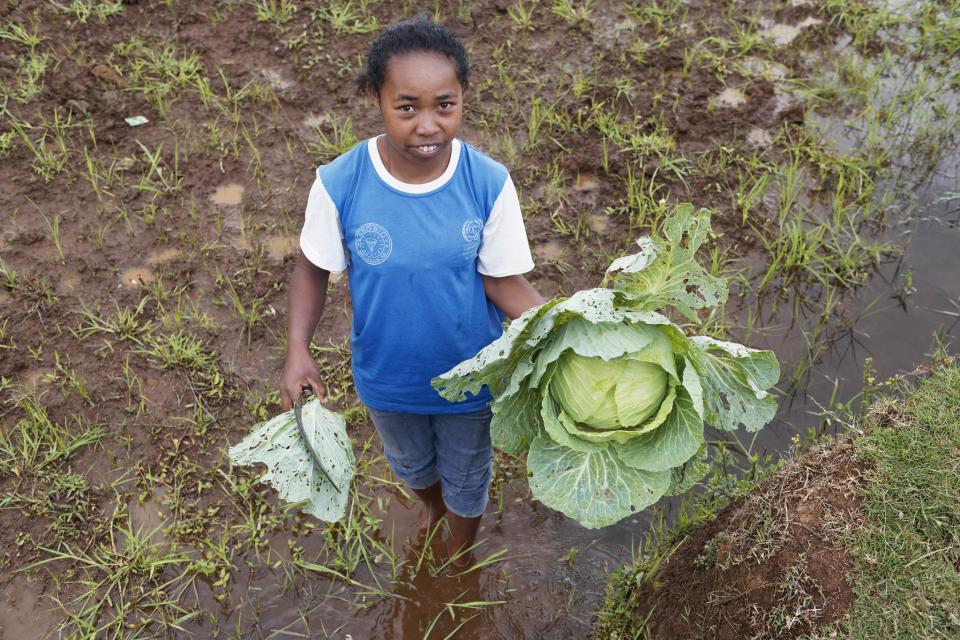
[376,136,453,185]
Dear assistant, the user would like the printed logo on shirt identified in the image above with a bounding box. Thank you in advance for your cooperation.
[461,217,482,260]
[461,218,483,243]
[355,223,392,265]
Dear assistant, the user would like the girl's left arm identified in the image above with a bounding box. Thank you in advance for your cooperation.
[482,274,546,320]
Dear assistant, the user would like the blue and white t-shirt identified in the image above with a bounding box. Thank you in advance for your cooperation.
[300,137,535,414]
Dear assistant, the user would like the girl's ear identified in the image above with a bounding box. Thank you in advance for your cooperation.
[365,86,380,109]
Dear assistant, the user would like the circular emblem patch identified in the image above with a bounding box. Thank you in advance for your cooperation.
[461,218,483,243]
[355,223,392,266]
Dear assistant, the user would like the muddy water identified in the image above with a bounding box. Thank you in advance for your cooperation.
[262,234,299,261]
[210,183,244,206]
[119,265,157,288]
[533,239,566,261]
[740,30,960,456]
[0,575,60,639]
[202,477,634,638]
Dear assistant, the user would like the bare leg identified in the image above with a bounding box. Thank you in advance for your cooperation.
[411,482,446,533]
[446,511,482,568]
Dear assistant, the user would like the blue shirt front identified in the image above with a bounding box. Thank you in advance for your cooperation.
[310,139,524,413]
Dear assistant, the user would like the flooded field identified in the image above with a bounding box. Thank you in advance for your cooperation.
[1,0,957,638]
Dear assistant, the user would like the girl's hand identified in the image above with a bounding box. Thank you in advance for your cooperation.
[279,347,328,411]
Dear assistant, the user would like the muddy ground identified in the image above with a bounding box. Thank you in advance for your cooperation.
[620,438,867,639]
[0,0,890,637]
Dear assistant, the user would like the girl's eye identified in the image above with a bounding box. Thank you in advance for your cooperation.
[439,102,455,109]
[399,105,414,113]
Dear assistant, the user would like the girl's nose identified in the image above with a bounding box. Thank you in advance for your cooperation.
[416,114,440,136]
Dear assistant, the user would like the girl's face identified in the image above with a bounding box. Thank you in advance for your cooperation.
[369,50,464,180]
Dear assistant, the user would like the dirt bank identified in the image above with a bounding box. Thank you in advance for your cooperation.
[595,360,960,639]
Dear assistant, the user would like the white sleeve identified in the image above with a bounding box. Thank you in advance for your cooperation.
[300,175,348,273]
[477,175,535,277]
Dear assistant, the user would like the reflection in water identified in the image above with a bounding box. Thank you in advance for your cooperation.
[715,87,748,108]
[127,487,170,550]
[757,16,823,46]
[367,546,492,640]
[0,576,60,640]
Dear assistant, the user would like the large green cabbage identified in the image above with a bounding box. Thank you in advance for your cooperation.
[433,205,780,529]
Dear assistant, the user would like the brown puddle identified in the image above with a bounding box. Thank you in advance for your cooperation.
[210,183,244,206]
[21,368,53,390]
[575,172,599,192]
[146,247,180,265]
[225,233,252,253]
[119,266,155,288]
[0,575,60,640]
[262,234,298,261]
[126,487,170,550]
[534,240,566,261]
[716,87,748,108]
[178,470,613,639]
[587,214,611,234]
[57,270,81,293]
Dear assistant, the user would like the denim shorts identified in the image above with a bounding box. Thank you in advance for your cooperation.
[367,406,493,518]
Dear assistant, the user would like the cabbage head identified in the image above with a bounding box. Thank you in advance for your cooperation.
[433,205,780,529]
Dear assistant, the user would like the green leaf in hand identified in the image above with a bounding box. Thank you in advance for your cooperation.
[229,398,354,522]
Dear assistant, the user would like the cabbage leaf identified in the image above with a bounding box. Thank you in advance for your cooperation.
[229,398,354,522]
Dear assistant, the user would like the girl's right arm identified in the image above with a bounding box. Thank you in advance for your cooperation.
[279,251,331,410]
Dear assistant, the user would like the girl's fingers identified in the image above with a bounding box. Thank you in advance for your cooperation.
[280,378,306,409]
[277,356,324,409]
[309,377,327,402]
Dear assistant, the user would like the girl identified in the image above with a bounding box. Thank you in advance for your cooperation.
[279,16,544,567]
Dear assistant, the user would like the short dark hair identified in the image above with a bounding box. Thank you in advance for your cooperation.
[356,16,469,96]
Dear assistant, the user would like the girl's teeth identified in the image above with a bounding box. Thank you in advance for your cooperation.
[418,145,438,152]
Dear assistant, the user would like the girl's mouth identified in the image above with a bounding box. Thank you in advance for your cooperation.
[411,143,443,157]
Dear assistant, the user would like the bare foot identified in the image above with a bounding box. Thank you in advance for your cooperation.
[410,482,447,542]
[446,511,482,569]
[417,503,447,535]
[448,549,473,569]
